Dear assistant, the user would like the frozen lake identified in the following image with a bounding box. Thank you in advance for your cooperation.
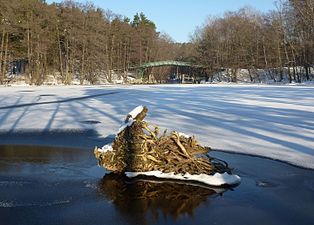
[0,84,313,169]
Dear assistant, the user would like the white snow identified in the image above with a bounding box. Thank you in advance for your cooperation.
[125,171,241,186]
[127,105,144,120]
[0,84,314,169]
[98,144,113,153]
[117,105,144,134]
[178,132,190,138]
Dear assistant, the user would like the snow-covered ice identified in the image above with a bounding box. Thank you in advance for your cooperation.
[125,171,241,186]
[0,84,314,169]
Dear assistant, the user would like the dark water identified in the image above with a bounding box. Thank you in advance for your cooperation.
[0,145,314,225]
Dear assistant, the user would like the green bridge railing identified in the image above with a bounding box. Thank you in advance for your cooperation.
[138,61,193,69]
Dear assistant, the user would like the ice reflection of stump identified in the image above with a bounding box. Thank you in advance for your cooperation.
[94,106,241,187]
[98,174,227,224]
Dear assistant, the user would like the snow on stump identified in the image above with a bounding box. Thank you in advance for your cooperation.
[94,105,240,187]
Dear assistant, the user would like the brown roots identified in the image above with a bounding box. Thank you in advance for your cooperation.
[94,106,231,175]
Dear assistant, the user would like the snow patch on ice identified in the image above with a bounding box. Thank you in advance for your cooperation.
[125,171,241,187]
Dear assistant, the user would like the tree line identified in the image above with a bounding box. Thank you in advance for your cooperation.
[0,0,179,84]
[0,0,313,84]
[192,0,314,83]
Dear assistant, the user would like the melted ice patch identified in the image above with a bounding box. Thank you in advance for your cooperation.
[125,171,241,187]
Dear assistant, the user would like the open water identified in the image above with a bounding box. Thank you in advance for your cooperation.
[0,145,313,225]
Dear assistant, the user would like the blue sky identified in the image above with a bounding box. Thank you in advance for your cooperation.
[46,0,276,43]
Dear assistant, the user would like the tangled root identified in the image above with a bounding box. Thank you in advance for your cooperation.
[95,106,231,175]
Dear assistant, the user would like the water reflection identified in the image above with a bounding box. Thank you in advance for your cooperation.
[0,145,89,164]
[0,145,92,178]
[98,173,228,225]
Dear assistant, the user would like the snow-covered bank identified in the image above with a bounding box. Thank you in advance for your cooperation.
[0,84,314,169]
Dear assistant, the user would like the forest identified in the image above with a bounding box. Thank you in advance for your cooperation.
[0,0,313,85]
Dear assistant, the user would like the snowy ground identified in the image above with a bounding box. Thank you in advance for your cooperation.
[0,84,313,169]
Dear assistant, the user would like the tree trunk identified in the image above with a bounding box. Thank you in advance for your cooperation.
[2,33,9,81]
[305,66,310,80]
[0,29,5,83]
[277,41,283,82]
[27,20,32,82]
[284,37,291,83]
[56,24,63,83]
[123,43,127,83]
[110,36,114,82]
[65,38,69,84]
[34,35,41,84]
[231,68,238,83]
[43,52,48,84]
[262,37,268,68]
[80,44,85,85]
[287,66,292,83]
[248,68,253,82]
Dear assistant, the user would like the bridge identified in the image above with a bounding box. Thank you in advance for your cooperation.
[130,60,207,82]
